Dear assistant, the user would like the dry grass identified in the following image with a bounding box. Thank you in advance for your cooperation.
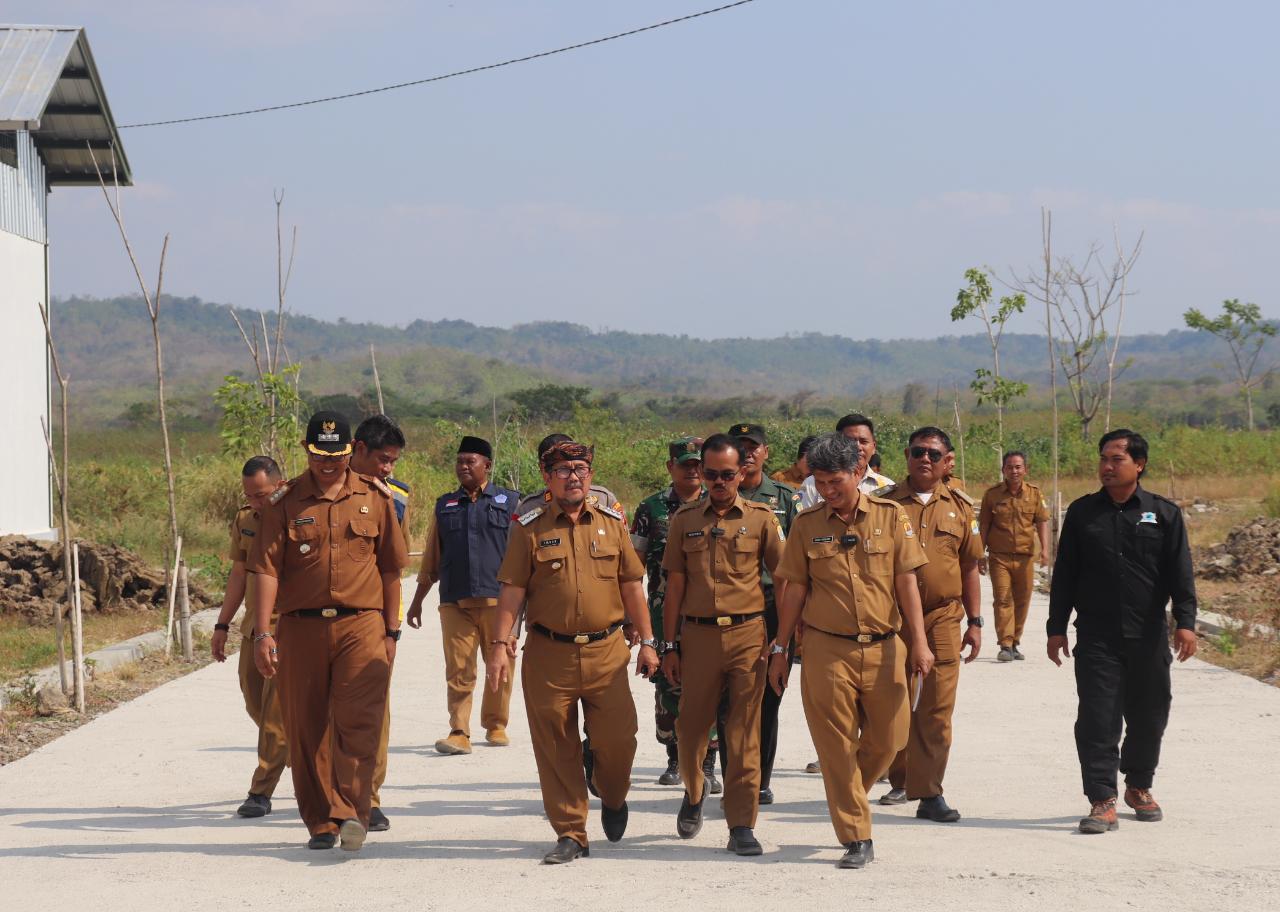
[0,608,167,683]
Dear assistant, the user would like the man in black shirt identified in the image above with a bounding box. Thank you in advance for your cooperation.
[1048,429,1198,835]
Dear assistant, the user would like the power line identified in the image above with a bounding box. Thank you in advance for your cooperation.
[119,1,758,129]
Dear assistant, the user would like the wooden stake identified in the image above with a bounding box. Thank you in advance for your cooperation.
[70,542,86,713]
[178,561,193,662]
[164,536,183,656]
[370,344,385,414]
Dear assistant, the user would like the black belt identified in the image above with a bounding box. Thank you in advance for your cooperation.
[685,611,764,628]
[531,621,624,644]
[809,626,895,644]
[291,607,374,619]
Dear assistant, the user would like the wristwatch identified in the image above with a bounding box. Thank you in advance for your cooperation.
[213,623,231,633]
[385,628,402,641]
[966,616,984,628]
[769,642,787,656]
[639,637,658,650]
[659,641,678,656]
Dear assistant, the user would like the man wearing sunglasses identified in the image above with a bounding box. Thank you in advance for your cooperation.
[877,428,983,823]
[246,411,409,852]
[487,441,660,865]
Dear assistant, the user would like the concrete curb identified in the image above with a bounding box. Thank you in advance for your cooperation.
[1198,609,1276,640]
[1,607,223,710]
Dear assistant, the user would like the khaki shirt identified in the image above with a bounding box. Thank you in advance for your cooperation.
[248,469,409,613]
[498,501,645,634]
[228,505,276,632]
[771,464,806,487]
[884,483,984,611]
[416,486,498,609]
[662,496,785,618]
[775,495,927,636]
[979,481,1049,555]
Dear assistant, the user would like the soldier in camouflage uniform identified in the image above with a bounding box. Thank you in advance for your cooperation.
[631,437,721,791]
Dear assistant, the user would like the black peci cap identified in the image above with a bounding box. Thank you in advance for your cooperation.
[305,411,352,456]
[458,436,493,460]
[728,422,766,445]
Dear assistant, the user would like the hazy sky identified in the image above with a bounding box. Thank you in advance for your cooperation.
[20,0,1280,339]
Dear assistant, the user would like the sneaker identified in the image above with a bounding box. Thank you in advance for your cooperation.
[434,731,472,755]
[1079,797,1119,834]
[1012,645,1026,660]
[804,760,821,774]
[368,807,390,832]
[1124,787,1164,822]
[338,818,366,852]
[236,793,271,818]
[878,787,908,806]
[997,647,1015,662]
[485,727,510,746]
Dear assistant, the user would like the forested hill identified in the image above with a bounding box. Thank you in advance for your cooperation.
[52,294,1248,404]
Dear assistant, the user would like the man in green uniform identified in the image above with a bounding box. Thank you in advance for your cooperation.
[629,437,717,791]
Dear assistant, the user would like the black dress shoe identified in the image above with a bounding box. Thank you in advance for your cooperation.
[237,793,271,818]
[602,801,628,842]
[658,744,681,786]
[676,783,707,839]
[368,807,390,832]
[727,826,763,856]
[542,836,589,864]
[917,795,961,823]
[307,832,337,850]
[839,839,874,869]
[759,787,774,806]
[583,738,598,798]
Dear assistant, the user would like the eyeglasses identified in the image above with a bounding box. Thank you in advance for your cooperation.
[909,446,945,463]
[702,469,740,482]
[550,465,592,480]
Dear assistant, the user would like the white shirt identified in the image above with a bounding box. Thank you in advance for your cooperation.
[798,468,894,510]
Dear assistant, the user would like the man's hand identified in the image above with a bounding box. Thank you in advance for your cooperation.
[211,629,229,663]
[1039,554,1051,569]
[485,641,510,693]
[406,596,424,630]
[503,635,518,659]
[623,623,640,647]
[661,651,681,685]
[385,636,398,666]
[961,623,982,664]
[635,645,659,679]
[254,636,278,678]
[767,652,791,696]
[909,641,935,678]
[1047,634,1071,666]
[978,556,989,576]
[1174,628,1198,662]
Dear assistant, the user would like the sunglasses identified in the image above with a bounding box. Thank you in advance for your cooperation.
[909,446,945,463]
[702,469,740,482]
[550,465,592,480]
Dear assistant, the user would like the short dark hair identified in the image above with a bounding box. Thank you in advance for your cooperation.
[537,433,572,458]
[242,455,282,479]
[835,413,875,439]
[354,414,406,450]
[868,452,882,471]
[701,433,746,465]
[908,426,953,452]
[1002,450,1028,467]
[1099,428,1148,474]
[796,435,818,460]
[806,433,862,474]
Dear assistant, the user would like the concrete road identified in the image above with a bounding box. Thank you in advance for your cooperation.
[2,580,1278,911]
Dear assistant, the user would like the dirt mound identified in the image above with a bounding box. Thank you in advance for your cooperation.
[0,536,216,624]
[1196,518,1280,579]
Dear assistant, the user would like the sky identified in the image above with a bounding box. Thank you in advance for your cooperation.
[18,0,1280,340]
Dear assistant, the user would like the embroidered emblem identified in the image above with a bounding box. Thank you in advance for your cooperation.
[1139,511,1158,525]
[494,493,508,504]
[519,507,543,526]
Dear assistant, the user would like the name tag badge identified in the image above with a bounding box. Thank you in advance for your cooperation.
[1139,511,1158,525]
[812,536,834,543]
[539,537,562,548]
[293,517,315,526]
[686,530,704,538]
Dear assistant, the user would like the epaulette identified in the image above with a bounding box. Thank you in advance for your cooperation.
[870,483,897,498]
[518,507,544,526]
[598,504,624,521]
[674,500,704,515]
[949,486,976,507]
[387,477,411,495]
[796,501,829,516]
[268,482,292,506]
[743,499,773,512]
[364,475,393,498]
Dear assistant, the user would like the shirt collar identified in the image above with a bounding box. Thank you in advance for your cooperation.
[700,495,746,519]
[823,494,869,523]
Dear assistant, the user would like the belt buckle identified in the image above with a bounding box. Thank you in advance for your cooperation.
[573,634,590,644]
[855,633,871,643]
[321,608,337,618]
[716,616,732,627]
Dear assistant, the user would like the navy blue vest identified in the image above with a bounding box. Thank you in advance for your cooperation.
[435,483,520,603]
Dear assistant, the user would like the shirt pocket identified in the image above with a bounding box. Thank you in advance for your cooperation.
[1131,524,1163,560]
[287,522,322,567]
[931,516,963,558]
[681,535,710,575]
[860,535,893,577]
[535,544,571,587]
[728,535,760,576]
[488,505,512,529]
[347,518,377,563]
[804,541,842,582]
[589,540,620,580]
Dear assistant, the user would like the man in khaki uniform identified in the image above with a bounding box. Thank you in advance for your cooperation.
[248,412,409,852]
[210,456,289,819]
[769,433,933,870]
[487,441,659,865]
[660,434,784,856]
[979,451,1050,661]
[770,435,815,488]
[879,427,984,822]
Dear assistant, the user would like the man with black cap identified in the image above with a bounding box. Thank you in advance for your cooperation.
[247,411,409,852]
[407,436,520,756]
[726,422,798,805]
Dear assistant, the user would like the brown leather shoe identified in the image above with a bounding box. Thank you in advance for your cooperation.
[1124,788,1164,822]
[434,731,472,755]
[486,727,510,746]
[1079,797,1119,834]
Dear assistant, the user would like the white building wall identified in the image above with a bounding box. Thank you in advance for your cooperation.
[0,223,53,538]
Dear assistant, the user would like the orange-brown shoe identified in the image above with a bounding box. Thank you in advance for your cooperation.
[1079,797,1119,834]
[1124,788,1164,822]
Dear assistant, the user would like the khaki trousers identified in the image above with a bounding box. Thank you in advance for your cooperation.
[990,552,1035,647]
[888,601,963,798]
[441,602,514,736]
[521,630,637,847]
[371,696,392,808]
[277,610,389,836]
[676,617,766,828]
[802,631,907,843]
[237,631,290,797]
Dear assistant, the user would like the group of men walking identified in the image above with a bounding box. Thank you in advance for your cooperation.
[212,408,1198,867]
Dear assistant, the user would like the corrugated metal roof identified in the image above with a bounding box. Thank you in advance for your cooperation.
[0,25,131,186]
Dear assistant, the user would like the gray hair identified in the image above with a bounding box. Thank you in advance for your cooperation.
[805,433,864,475]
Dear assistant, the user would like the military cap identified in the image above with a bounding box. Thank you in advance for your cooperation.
[668,436,704,464]
[305,411,352,456]
[728,422,767,445]
[458,435,493,459]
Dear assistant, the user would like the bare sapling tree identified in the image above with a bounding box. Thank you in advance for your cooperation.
[90,142,181,633]
[1183,299,1278,430]
[370,344,386,414]
[38,302,71,696]
[951,267,1028,468]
